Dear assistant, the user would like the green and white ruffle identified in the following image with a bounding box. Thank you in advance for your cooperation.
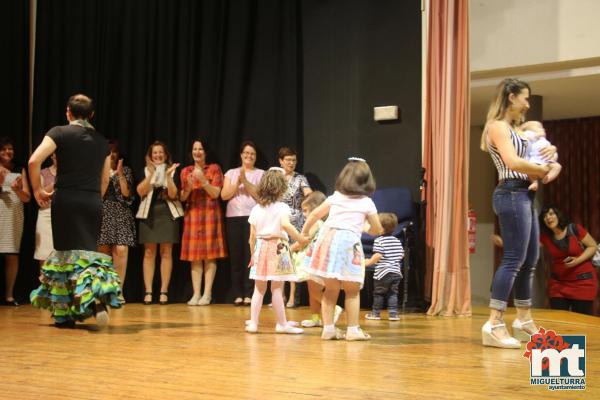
[30,250,122,323]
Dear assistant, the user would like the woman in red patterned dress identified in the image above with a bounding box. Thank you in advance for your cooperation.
[180,139,227,305]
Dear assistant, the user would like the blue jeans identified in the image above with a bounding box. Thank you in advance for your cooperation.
[489,180,539,311]
[372,273,401,315]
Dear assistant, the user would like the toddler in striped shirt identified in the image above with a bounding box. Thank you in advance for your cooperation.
[365,213,404,321]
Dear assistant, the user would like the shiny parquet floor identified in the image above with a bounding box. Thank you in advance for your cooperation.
[0,304,598,399]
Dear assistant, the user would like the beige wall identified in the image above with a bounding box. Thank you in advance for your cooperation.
[468,125,496,304]
[470,0,600,71]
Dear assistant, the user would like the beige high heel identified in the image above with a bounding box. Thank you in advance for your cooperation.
[198,294,212,306]
[512,319,537,342]
[482,321,520,349]
[187,295,200,306]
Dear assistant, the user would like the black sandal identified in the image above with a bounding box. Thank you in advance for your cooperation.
[3,298,19,307]
[159,292,168,305]
[143,292,153,305]
[54,320,75,329]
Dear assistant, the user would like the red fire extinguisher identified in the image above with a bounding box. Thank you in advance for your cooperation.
[468,208,476,254]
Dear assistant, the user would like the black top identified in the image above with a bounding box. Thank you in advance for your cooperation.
[47,125,109,192]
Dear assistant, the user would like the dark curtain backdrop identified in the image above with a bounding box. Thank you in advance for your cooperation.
[542,116,600,314]
[32,0,301,170]
[0,0,32,302]
[543,116,600,242]
[0,0,29,159]
[16,0,302,304]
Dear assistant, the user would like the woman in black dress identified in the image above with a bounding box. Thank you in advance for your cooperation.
[136,141,182,305]
[98,140,136,303]
[29,94,122,328]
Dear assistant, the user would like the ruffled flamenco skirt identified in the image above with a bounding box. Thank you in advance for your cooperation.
[30,250,122,323]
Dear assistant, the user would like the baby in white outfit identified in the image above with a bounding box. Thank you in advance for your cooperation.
[520,120,561,190]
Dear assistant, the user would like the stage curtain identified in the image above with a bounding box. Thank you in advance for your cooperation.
[543,116,600,242]
[542,116,600,314]
[423,0,471,316]
[32,0,301,173]
[25,0,301,303]
[0,0,34,300]
[0,0,29,160]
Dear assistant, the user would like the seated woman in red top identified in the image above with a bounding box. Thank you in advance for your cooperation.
[539,206,598,315]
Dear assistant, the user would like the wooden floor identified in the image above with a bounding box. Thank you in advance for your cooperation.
[0,304,598,399]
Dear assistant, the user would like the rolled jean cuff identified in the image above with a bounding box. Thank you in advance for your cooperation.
[514,298,532,308]
[489,299,507,311]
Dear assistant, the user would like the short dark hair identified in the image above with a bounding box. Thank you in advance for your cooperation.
[67,94,95,120]
[539,205,570,235]
[301,191,326,212]
[257,170,288,206]
[190,137,216,164]
[240,140,258,154]
[378,212,398,235]
[335,160,376,196]
[0,136,14,149]
[278,147,297,160]
[146,140,172,166]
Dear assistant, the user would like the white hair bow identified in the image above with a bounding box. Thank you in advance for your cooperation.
[348,157,366,162]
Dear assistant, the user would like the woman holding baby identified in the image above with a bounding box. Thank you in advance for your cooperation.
[479,78,559,349]
[180,139,227,306]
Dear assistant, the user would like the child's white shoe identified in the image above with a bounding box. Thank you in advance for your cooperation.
[388,312,401,321]
[321,328,346,340]
[245,322,258,333]
[301,316,322,328]
[345,328,371,341]
[275,323,303,334]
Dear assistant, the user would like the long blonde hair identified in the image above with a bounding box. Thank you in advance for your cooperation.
[480,78,530,152]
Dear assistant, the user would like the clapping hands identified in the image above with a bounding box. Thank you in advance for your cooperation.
[10,176,22,192]
[166,162,180,176]
[116,159,125,177]
[145,156,156,174]
[239,168,248,185]
[0,166,7,185]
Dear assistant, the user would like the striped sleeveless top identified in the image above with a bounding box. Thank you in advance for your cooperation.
[487,126,529,181]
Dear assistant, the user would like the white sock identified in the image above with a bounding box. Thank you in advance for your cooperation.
[347,325,360,334]
[323,324,335,333]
